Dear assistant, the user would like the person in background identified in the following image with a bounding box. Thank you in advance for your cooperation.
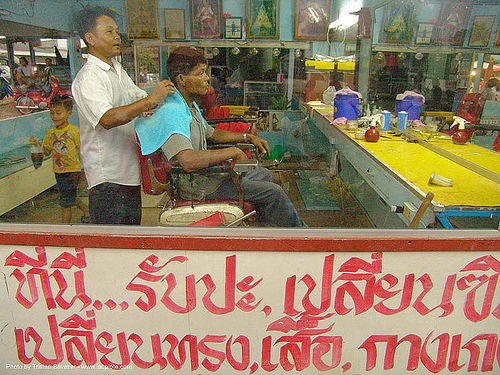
[479,77,499,107]
[14,56,35,87]
[33,64,51,96]
[44,58,54,76]
[42,58,54,93]
[160,47,305,227]
[71,6,174,225]
[30,95,90,224]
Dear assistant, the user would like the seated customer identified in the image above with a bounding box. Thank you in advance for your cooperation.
[151,47,304,227]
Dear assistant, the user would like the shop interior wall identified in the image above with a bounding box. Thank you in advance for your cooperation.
[0,0,330,52]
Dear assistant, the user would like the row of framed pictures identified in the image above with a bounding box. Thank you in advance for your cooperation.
[381,1,500,48]
[126,0,330,41]
[165,9,245,40]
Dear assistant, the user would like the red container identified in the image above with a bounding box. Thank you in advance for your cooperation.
[452,130,468,145]
[364,126,380,142]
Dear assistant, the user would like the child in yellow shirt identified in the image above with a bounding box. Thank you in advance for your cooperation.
[30,95,90,223]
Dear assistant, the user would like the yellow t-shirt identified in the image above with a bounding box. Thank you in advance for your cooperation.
[43,123,81,173]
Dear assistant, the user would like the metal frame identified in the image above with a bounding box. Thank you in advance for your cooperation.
[435,210,500,229]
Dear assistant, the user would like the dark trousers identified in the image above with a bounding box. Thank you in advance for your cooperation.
[89,183,141,225]
[206,167,305,227]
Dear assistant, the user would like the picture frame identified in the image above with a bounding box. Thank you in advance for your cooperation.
[468,15,495,48]
[415,23,434,44]
[190,0,222,39]
[433,3,470,46]
[164,9,185,39]
[125,0,159,40]
[294,0,330,40]
[225,17,243,39]
[246,0,279,39]
[268,110,285,131]
[380,1,415,44]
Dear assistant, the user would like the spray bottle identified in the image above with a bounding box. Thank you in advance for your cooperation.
[365,113,382,142]
[451,116,469,145]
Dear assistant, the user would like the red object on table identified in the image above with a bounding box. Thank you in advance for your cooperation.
[452,130,469,145]
[364,126,380,142]
[188,211,225,226]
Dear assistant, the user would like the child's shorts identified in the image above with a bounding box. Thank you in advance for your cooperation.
[55,172,81,208]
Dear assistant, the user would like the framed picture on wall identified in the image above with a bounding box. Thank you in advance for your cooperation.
[164,9,185,39]
[190,0,222,39]
[125,0,159,40]
[294,0,330,40]
[225,17,243,39]
[468,15,495,47]
[432,3,470,46]
[246,0,279,39]
[415,23,433,44]
[380,1,415,44]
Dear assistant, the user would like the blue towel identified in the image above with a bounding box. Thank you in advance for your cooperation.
[135,88,204,155]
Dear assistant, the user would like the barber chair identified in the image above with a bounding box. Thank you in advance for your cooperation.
[455,93,482,125]
[137,140,258,226]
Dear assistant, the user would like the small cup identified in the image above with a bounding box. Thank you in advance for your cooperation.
[30,143,43,169]
[398,111,408,132]
[381,110,391,131]
[346,120,358,130]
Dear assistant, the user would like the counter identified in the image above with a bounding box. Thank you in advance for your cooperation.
[305,103,500,228]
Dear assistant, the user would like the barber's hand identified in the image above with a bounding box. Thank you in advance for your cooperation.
[147,80,176,108]
[230,147,249,162]
[248,134,270,156]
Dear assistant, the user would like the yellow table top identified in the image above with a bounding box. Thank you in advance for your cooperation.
[311,106,500,208]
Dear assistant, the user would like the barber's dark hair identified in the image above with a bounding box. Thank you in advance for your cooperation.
[50,94,73,111]
[166,47,207,86]
[73,6,117,44]
[19,57,28,64]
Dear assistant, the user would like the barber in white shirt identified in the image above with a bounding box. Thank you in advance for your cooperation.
[72,6,175,225]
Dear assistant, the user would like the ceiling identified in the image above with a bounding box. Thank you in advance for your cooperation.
[0,19,70,40]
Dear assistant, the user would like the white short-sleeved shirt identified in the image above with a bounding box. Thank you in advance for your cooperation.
[72,54,147,189]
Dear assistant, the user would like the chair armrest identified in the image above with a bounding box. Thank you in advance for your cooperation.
[207,117,245,125]
[169,160,233,175]
[233,159,258,173]
[207,142,256,150]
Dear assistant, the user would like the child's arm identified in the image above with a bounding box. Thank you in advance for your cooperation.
[41,133,53,156]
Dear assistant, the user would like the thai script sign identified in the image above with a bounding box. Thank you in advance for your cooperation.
[1,246,499,374]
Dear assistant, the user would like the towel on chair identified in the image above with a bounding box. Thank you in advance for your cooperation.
[135,88,204,155]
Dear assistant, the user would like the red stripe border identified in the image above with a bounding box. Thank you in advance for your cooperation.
[1,229,499,252]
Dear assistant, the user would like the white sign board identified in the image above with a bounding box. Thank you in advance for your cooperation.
[1,246,499,374]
